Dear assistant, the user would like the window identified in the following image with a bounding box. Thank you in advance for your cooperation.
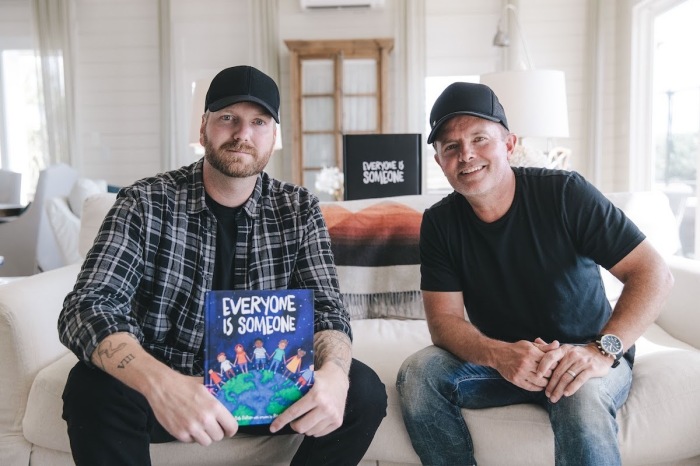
[1,49,43,203]
[285,39,393,199]
[650,0,700,258]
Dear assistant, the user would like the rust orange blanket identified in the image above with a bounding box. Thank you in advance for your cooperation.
[320,194,444,319]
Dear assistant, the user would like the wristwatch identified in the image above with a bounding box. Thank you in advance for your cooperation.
[596,334,624,368]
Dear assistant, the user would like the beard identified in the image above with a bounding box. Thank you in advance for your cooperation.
[202,132,274,178]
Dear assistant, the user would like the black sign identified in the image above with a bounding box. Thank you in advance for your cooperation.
[342,134,422,200]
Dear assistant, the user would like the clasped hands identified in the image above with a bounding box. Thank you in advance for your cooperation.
[499,338,613,403]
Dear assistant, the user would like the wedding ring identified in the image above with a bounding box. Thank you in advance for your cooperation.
[566,370,577,378]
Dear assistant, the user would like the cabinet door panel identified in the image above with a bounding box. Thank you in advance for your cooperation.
[286,39,394,189]
[303,96,335,132]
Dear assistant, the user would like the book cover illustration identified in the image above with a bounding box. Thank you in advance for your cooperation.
[204,289,315,426]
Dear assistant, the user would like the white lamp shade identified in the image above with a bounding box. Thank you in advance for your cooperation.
[189,79,210,147]
[480,70,569,139]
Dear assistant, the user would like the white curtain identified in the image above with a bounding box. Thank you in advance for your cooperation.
[31,0,76,167]
[251,0,280,82]
[394,0,426,135]
[251,0,282,175]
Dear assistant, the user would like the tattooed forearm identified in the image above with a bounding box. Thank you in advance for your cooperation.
[314,330,352,375]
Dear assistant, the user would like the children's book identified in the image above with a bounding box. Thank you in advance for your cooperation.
[203,289,315,426]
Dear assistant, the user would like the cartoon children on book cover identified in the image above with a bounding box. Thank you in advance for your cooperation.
[204,289,315,426]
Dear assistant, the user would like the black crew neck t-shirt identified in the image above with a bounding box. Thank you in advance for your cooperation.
[205,194,241,290]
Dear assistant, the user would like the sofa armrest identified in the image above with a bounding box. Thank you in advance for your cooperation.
[656,255,700,350]
[0,264,80,443]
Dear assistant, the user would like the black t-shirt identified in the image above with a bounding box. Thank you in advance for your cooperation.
[205,194,241,290]
[420,168,645,360]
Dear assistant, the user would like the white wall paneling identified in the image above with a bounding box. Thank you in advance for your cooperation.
[425,0,501,76]
[73,0,162,187]
[517,0,591,177]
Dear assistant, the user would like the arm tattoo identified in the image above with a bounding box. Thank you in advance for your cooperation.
[314,330,352,375]
[117,353,135,369]
[95,334,139,371]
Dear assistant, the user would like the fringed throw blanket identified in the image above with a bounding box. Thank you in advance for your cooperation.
[320,194,445,320]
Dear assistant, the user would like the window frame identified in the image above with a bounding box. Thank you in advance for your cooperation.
[284,38,394,187]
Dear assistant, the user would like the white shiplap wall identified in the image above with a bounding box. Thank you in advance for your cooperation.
[73,0,162,186]
[520,0,591,177]
[0,1,35,46]
[599,0,623,192]
[426,0,501,76]
[72,0,254,186]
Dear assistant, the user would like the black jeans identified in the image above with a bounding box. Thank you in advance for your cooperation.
[62,359,387,466]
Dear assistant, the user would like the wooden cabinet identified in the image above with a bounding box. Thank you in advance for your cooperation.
[285,39,394,189]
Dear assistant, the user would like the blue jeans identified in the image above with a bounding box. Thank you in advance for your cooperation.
[396,345,632,466]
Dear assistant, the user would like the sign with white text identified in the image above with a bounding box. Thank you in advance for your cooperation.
[343,134,422,200]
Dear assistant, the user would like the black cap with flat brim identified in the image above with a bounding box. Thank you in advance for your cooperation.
[205,66,280,123]
[427,82,508,144]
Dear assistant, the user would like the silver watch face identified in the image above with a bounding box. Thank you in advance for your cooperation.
[601,334,623,355]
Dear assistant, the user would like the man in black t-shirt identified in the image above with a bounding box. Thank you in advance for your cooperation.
[396,82,673,466]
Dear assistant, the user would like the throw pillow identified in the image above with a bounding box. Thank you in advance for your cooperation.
[68,178,108,218]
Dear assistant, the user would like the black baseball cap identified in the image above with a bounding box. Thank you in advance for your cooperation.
[427,82,509,144]
[205,65,280,123]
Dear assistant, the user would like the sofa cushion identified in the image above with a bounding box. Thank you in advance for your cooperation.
[601,191,682,304]
[350,319,430,463]
[68,178,108,219]
[78,192,117,257]
[23,352,76,452]
[618,328,700,464]
[605,191,681,257]
[45,197,82,265]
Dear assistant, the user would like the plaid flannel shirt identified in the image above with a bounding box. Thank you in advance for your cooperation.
[58,159,350,376]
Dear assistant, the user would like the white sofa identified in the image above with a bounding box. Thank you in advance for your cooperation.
[2,191,700,466]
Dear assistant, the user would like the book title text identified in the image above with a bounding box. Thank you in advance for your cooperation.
[221,294,299,336]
